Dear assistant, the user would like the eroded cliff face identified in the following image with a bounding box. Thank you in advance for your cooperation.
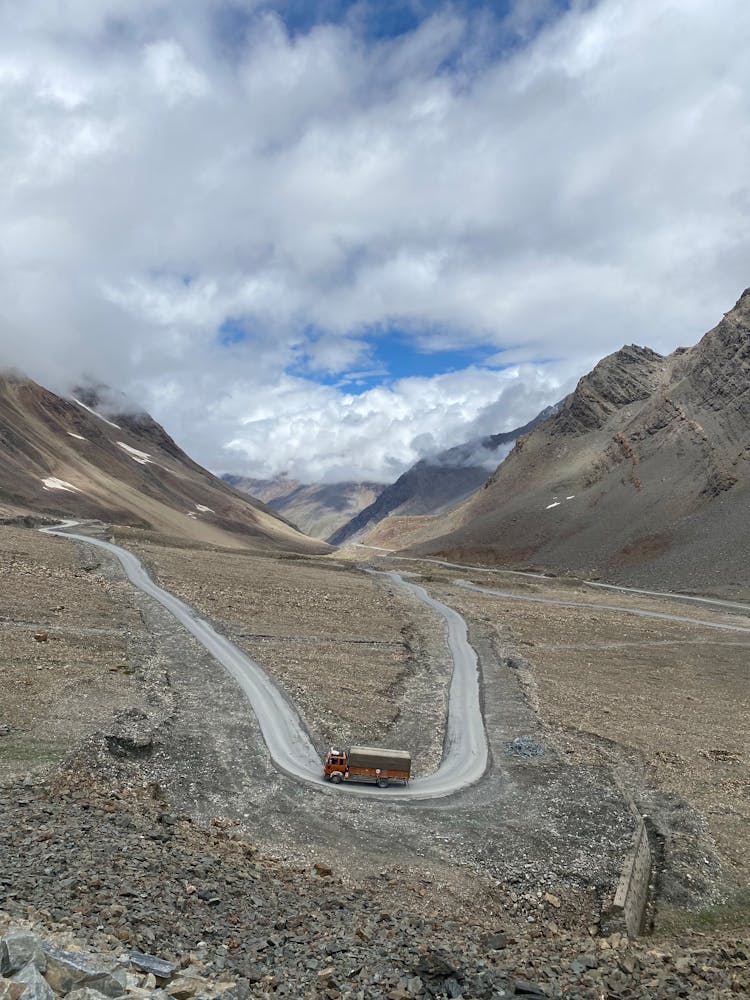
[402,290,750,589]
[552,345,667,437]
[687,288,750,421]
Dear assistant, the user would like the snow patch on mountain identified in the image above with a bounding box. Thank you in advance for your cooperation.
[117,441,152,464]
[42,477,80,492]
[72,397,121,429]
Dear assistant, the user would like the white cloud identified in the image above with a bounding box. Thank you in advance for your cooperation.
[0,0,748,482]
[182,361,576,483]
[144,39,211,104]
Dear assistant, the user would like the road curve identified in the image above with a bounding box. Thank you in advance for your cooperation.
[352,544,750,617]
[40,523,487,801]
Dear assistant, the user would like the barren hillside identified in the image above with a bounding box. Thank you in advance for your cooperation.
[0,372,329,554]
[224,474,383,539]
[401,289,750,592]
[329,405,560,546]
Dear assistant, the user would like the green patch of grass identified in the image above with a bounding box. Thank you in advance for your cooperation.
[656,892,750,934]
[0,736,66,772]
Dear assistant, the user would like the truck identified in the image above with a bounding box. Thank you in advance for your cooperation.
[323,745,411,788]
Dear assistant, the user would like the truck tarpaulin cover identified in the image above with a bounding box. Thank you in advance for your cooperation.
[348,746,412,772]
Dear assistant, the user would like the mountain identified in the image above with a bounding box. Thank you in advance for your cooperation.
[222,475,383,540]
[0,372,330,554]
[397,289,750,591]
[328,405,560,546]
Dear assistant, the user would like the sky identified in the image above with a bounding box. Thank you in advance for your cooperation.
[1,0,748,484]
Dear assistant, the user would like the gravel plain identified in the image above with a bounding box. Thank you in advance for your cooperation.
[1,523,749,998]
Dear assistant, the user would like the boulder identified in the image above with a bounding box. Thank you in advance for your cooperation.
[66,991,114,1000]
[128,953,176,982]
[0,934,46,977]
[10,964,54,1000]
[164,978,203,999]
[42,946,126,998]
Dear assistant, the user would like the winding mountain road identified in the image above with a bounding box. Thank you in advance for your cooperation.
[42,523,747,802]
[40,523,487,800]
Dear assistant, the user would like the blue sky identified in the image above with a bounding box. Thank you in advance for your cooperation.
[361,331,499,385]
[2,0,749,482]
[213,0,576,401]
[286,325,503,391]
[219,1,571,44]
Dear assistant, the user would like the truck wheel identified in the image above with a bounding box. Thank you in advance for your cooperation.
[331,772,343,784]
[377,777,389,788]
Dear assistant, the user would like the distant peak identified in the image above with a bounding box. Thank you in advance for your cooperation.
[72,381,146,420]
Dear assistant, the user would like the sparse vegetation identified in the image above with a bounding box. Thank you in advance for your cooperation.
[657,892,750,934]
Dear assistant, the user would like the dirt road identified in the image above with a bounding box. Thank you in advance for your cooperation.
[41,523,487,800]
[11,522,742,935]
[455,580,750,633]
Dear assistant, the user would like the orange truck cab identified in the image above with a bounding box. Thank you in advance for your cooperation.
[323,745,411,788]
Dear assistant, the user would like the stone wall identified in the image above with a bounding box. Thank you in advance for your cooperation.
[602,776,653,938]
[612,818,652,937]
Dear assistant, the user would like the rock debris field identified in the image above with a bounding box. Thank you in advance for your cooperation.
[2,775,749,1000]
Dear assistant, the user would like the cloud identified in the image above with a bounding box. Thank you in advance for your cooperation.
[211,361,573,483]
[144,39,211,104]
[0,0,748,482]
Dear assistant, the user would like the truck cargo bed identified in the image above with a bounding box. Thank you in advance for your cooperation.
[347,745,412,773]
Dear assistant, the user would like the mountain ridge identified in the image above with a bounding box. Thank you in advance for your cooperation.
[223,475,383,540]
[395,289,750,592]
[0,371,329,554]
[328,404,561,545]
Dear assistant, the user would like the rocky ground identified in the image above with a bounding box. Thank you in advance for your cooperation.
[1,523,749,998]
[0,525,151,782]
[2,773,749,999]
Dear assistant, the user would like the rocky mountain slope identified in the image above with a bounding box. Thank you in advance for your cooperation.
[398,289,750,591]
[329,406,560,546]
[223,475,383,540]
[0,372,328,553]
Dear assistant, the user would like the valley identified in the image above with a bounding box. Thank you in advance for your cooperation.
[2,292,750,996]
[2,519,749,997]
